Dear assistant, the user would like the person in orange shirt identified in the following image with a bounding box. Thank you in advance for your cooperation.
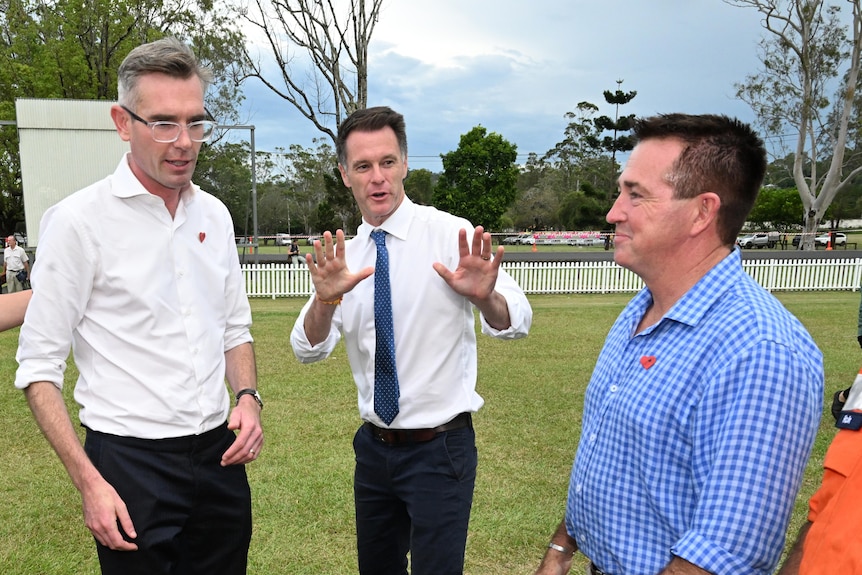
[778,370,862,575]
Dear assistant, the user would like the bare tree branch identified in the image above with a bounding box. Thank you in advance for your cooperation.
[233,0,383,146]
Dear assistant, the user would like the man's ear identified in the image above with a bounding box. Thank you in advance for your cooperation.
[111,105,131,142]
[691,192,721,236]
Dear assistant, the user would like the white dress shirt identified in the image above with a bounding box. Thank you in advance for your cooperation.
[16,154,253,439]
[4,244,28,271]
[291,197,532,429]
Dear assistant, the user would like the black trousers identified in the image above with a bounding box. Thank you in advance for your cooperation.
[353,423,477,575]
[84,423,252,575]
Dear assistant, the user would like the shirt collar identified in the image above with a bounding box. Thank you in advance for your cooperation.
[357,195,414,242]
[627,248,741,332]
[112,152,198,207]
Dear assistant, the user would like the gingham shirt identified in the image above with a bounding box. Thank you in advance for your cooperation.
[565,249,823,575]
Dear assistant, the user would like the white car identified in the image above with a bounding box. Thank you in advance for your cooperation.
[503,233,534,245]
[814,232,846,246]
[276,233,291,246]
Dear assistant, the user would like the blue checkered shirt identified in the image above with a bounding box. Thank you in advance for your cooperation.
[565,249,823,575]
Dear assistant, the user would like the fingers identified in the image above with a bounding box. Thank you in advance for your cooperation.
[222,407,264,467]
[469,226,494,261]
[83,484,138,551]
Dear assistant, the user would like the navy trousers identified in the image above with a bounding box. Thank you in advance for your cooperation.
[353,422,477,575]
[84,423,252,575]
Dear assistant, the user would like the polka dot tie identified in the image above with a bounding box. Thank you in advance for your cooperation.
[371,230,400,425]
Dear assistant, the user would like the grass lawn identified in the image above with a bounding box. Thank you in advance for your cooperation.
[1,291,855,574]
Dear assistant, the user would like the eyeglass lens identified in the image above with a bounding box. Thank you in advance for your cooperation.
[151,121,215,143]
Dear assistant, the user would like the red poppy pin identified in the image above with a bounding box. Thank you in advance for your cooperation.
[199,232,206,243]
[640,355,656,370]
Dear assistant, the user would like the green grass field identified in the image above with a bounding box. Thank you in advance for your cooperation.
[0,292,855,574]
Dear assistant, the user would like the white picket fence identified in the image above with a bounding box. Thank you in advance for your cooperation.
[242,258,862,298]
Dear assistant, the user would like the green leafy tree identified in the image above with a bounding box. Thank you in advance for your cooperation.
[404,168,435,205]
[558,191,607,230]
[0,0,245,233]
[509,153,559,231]
[542,102,610,196]
[432,126,519,229]
[272,140,338,235]
[324,165,361,233]
[195,142,255,237]
[747,186,804,230]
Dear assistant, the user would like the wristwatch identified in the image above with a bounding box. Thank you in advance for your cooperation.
[235,388,263,410]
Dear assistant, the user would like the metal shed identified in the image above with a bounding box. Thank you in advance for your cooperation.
[15,98,128,247]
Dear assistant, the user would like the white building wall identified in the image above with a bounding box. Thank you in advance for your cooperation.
[15,98,128,246]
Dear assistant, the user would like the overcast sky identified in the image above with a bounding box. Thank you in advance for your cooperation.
[237,0,771,172]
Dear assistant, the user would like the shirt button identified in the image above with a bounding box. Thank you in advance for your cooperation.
[589,433,597,442]
[610,385,619,393]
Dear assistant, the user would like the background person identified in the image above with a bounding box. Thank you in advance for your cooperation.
[290,106,532,575]
[15,37,262,575]
[776,366,862,575]
[289,239,301,264]
[3,234,29,292]
[534,114,823,575]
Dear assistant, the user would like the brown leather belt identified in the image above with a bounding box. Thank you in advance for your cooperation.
[364,412,472,445]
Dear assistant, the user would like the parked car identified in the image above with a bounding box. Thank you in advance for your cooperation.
[815,232,846,247]
[276,233,291,246]
[736,232,777,249]
[502,233,535,245]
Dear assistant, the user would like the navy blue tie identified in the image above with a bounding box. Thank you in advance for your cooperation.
[371,230,400,425]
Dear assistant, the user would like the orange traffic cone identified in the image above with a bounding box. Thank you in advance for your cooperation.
[827,235,833,250]
[531,242,537,252]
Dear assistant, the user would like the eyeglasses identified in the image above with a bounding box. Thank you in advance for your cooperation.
[120,105,216,143]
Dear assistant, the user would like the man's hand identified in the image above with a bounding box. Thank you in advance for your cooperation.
[80,475,138,551]
[307,230,374,303]
[432,226,502,301]
[433,226,512,331]
[221,398,264,466]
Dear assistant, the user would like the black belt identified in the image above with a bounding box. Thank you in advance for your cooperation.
[364,412,472,445]
[590,564,610,575]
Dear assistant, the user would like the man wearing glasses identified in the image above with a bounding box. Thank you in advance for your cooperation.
[15,37,261,575]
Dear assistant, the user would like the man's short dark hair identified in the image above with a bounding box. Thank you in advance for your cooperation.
[632,114,767,246]
[336,106,408,167]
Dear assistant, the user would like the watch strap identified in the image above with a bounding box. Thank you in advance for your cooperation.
[235,388,263,409]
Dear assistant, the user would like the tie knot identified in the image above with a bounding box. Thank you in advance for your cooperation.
[371,230,387,246]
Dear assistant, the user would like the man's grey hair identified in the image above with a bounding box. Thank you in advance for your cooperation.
[117,37,213,107]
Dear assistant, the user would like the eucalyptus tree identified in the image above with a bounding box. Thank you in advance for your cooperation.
[729,0,862,249]
[235,0,383,146]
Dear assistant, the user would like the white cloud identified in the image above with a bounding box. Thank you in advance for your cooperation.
[238,0,776,171]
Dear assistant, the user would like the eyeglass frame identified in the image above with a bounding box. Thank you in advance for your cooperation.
[119,105,216,143]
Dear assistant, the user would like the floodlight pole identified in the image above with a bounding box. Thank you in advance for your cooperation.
[216,124,258,263]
